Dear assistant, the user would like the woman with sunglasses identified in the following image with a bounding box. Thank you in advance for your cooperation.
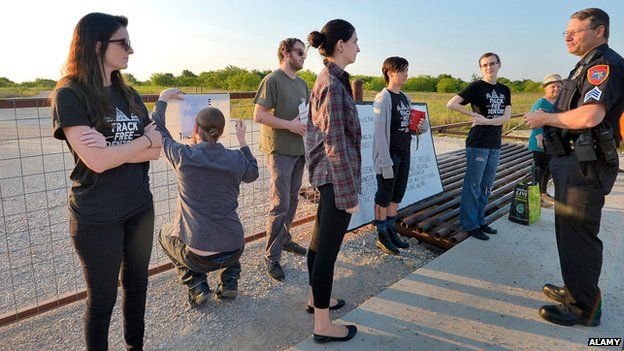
[51,13,164,350]
[305,19,361,343]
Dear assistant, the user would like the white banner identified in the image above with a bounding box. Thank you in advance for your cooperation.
[348,103,443,230]
[165,94,231,144]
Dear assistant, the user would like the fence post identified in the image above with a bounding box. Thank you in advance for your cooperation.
[352,79,363,102]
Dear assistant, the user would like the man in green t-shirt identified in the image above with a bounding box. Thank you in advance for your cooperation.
[254,38,310,280]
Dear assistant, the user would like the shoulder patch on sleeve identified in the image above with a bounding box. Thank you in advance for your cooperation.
[587,64,610,85]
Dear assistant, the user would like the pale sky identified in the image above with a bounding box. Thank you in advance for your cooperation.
[2,0,623,83]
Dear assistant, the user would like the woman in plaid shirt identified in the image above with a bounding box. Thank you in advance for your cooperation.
[305,19,361,344]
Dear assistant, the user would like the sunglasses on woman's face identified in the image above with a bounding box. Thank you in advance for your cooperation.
[109,38,132,51]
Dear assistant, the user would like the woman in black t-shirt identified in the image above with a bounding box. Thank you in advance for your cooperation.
[51,13,163,350]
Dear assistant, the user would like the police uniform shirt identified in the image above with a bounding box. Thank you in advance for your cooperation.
[560,43,624,144]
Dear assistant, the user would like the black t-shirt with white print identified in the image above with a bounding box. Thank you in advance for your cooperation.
[52,85,152,224]
[389,90,412,154]
[458,80,511,149]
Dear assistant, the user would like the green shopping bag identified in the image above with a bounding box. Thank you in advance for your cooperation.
[508,179,541,225]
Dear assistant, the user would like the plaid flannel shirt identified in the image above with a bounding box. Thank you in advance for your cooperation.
[305,61,362,210]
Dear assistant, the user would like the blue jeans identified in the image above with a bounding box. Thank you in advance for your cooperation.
[460,147,501,231]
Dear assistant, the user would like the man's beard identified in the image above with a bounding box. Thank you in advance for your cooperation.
[289,59,303,71]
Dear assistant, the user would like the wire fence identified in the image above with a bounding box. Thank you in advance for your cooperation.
[0,93,317,325]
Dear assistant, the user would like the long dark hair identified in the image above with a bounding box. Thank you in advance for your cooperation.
[308,19,355,57]
[53,12,143,129]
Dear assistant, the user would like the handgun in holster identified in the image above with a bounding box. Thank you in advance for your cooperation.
[542,127,567,156]
[593,122,619,167]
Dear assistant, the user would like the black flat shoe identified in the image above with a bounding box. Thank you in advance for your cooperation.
[306,299,346,313]
[313,325,357,343]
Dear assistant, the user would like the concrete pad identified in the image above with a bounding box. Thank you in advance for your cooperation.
[292,170,624,350]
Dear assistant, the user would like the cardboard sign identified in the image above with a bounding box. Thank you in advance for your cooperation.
[165,94,230,144]
[348,103,443,230]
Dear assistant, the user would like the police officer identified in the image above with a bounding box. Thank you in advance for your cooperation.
[525,8,623,327]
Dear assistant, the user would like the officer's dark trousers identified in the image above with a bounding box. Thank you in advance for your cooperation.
[550,153,618,312]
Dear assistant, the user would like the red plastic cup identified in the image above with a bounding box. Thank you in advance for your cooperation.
[409,109,426,133]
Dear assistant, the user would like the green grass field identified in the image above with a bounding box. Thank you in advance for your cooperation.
[0,87,43,98]
[142,88,541,132]
[1,85,542,132]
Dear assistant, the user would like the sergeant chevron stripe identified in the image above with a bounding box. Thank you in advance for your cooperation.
[584,86,603,103]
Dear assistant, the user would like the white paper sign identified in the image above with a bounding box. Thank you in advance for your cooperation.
[348,103,443,230]
[165,94,230,144]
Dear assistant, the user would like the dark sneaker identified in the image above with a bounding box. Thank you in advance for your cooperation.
[215,279,238,299]
[283,241,307,256]
[467,228,489,240]
[266,261,285,281]
[539,303,600,327]
[375,230,400,255]
[187,282,211,307]
[479,225,497,235]
[542,283,568,303]
[387,227,409,249]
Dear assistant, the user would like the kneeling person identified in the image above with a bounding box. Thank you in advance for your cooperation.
[153,89,259,306]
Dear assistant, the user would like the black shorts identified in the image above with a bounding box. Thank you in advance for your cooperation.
[375,153,411,207]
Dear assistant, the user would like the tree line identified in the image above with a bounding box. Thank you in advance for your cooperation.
[1,66,544,93]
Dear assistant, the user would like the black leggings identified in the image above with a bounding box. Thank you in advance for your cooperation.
[70,207,154,351]
[532,151,551,194]
[307,184,352,309]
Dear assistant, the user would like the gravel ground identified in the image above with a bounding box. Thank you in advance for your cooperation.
[0,221,442,351]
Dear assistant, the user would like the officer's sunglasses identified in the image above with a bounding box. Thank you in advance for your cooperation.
[108,38,132,52]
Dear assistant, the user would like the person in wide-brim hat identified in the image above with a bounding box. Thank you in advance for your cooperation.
[528,73,563,208]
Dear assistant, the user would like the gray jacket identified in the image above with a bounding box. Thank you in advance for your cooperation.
[372,88,429,179]
[152,101,259,252]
